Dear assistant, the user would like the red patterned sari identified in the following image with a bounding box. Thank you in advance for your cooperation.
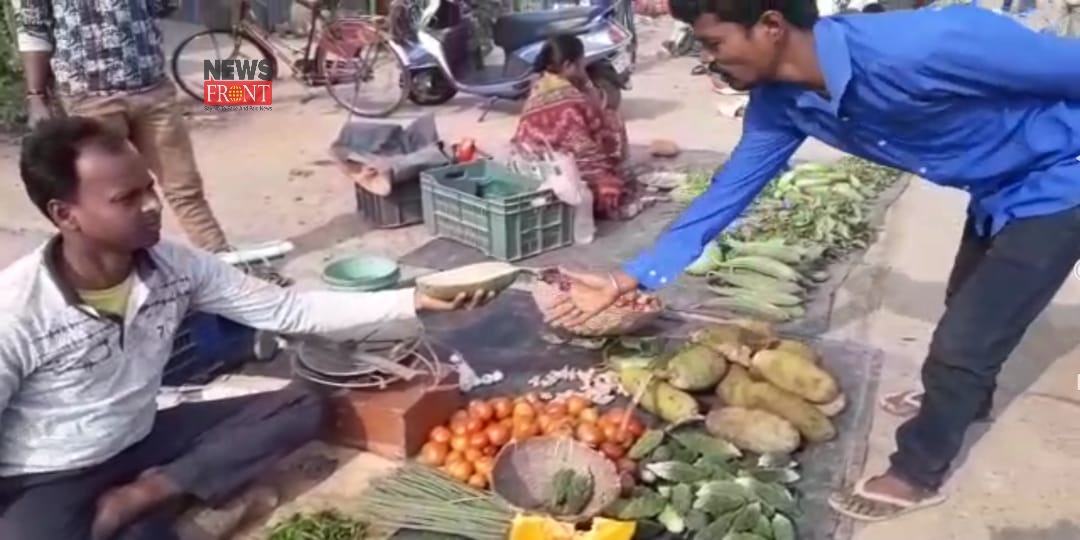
[512,73,631,219]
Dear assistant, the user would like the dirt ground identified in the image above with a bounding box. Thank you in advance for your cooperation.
[0,12,1077,540]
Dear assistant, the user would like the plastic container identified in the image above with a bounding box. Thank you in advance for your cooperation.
[420,161,574,262]
[321,255,401,291]
[163,313,257,386]
[354,182,425,229]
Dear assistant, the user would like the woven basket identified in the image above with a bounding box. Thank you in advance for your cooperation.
[491,437,620,523]
[531,271,663,337]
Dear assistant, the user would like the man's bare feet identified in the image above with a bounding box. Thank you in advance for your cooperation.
[92,470,182,540]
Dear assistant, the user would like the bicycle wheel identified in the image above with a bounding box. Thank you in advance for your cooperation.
[170,29,277,103]
[316,38,408,118]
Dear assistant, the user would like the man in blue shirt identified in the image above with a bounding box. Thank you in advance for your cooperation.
[547,0,1080,521]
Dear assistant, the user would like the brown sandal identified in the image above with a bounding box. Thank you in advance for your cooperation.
[828,477,947,522]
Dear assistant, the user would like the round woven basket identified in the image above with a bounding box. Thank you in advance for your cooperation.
[531,272,663,337]
[491,437,620,523]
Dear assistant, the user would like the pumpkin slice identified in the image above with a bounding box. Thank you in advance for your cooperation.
[416,262,522,301]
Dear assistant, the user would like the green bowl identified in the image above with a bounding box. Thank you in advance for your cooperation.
[321,256,401,291]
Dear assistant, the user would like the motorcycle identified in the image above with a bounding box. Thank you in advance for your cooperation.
[394,0,636,119]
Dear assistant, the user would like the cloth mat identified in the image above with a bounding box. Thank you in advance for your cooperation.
[391,290,881,540]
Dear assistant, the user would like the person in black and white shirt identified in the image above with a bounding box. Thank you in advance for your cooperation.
[0,116,493,540]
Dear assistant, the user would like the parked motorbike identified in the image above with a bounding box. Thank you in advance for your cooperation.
[394,0,636,119]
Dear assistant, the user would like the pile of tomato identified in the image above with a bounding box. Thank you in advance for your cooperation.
[417,392,648,490]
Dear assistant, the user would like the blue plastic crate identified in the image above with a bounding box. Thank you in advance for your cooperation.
[163,313,257,386]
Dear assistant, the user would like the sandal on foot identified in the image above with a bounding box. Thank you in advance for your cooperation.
[880,389,993,422]
[880,389,923,417]
[828,477,947,522]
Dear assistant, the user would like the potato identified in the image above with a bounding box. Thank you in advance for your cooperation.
[667,344,728,391]
[706,406,800,455]
[750,349,839,404]
[773,339,820,365]
[745,382,836,443]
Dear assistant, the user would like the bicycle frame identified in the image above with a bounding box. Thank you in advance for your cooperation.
[230,0,329,78]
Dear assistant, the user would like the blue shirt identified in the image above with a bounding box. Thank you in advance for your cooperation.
[623,6,1080,291]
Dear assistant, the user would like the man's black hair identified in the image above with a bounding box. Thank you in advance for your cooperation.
[20,116,128,218]
[669,0,819,29]
[862,3,885,12]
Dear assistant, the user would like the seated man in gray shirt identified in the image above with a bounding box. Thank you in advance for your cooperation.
[0,116,492,540]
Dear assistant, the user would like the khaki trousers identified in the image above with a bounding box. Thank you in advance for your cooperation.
[61,81,229,252]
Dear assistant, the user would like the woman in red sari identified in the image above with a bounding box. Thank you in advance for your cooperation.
[512,35,633,220]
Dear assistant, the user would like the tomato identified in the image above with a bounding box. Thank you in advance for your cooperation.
[523,392,544,406]
[451,410,470,425]
[467,474,488,489]
[446,461,474,482]
[512,402,536,420]
[465,418,485,434]
[575,423,604,448]
[468,431,489,449]
[485,423,511,447]
[445,450,464,465]
[473,456,495,479]
[482,445,498,456]
[565,395,590,416]
[544,401,569,418]
[468,400,495,422]
[578,407,600,424]
[625,417,645,438]
[536,414,554,434]
[490,397,513,419]
[419,442,449,466]
[450,420,469,437]
[602,423,629,446]
[464,447,485,463]
[599,442,626,460]
[429,426,453,445]
[449,434,469,453]
[511,419,539,441]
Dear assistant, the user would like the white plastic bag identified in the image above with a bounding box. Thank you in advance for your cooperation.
[508,143,595,244]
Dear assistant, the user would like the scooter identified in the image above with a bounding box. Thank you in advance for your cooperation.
[395,0,636,119]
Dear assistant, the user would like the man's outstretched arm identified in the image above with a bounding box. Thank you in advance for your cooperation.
[620,93,806,291]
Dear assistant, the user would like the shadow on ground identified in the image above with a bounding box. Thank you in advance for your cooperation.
[831,264,1080,476]
[990,520,1080,540]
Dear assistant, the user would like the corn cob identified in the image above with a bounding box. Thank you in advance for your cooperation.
[703,296,791,322]
[708,285,803,307]
[706,270,805,295]
[715,256,802,282]
[791,175,835,189]
[723,239,805,264]
[831,184,865,201]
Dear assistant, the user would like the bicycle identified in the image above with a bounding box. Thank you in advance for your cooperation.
[170,0,408,117]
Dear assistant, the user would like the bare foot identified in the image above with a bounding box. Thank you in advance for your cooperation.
[92,470,182,540]
[862,472,934,503]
